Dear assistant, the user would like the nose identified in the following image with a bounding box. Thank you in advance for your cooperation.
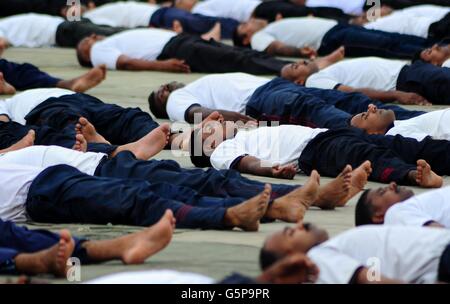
[368,104,377,112]
[388,182,397,191]
[295,221,305,231]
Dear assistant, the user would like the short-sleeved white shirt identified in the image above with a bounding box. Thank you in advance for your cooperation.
[0,14,64,47]
[90,29,177,69]
[385,187,450,228]
[192,0,261,23]
[210,125,327,170]
[0,164,43,222]
[0,88,75,125]
[0,146,106,176]
[251,17,337,52]
[84,1,159,28]
[386,109,450,141]
[305,57,407,91]
[308,226,450,284]
[166,73,270,122]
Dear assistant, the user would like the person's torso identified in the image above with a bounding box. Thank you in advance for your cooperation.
[84,1,159,28]
[400,4,450,19]
[192,0,261,22]
[306,0,365,15]
[364,13,436,38]
[0,13,64,47]
[386,109,450,141]
[0,146,106,176]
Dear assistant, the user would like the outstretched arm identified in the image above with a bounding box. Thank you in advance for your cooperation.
[186,105,256,124]
[266,41,317,58]
[116,55,191,73]
[0,114,10,122]
[235,155,297,179]
[337,85,431,105]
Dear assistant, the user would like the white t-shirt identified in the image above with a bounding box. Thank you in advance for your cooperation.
[443,59,450,68]
[210,125,327,170]
[399,5,450,19]
[90,29,177,69]
[306,0,365,15]
[166,73,270,122]
[0,164,43,222]
[192,0,261,23]
[0,14,64,47]
[251,17,337,52]
[87,270,214,284]
[308,226,450,284]
[386,109,450,141]
[385,187,450,228]
[84,1,159,28]
[0,146,106,176]
[0,88,75,125]
[305,57,407,91]
[364,14,437,38]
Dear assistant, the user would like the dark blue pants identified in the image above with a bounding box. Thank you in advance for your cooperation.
[397,61,450,105]
[0,219,89,274]
[298,128,450,184]
[150,7,239,40]
[246,78,425,129]
[96,151,296,200]
[0,59,60,91]
[24,93,160,145]
[26,165,245,230]
[318,24,432,59]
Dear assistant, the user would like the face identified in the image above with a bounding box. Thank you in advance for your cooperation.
[152,81,185,114]
[350,104,395,134]
[77,34,105,63]
[280,61,317,85]
[264,223,329,259]
[174,0,198,11]
[420,44,450,66]
[237,19,268,46]
[365,182,414,223]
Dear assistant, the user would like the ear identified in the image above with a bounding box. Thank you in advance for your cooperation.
[243,35,252,46]
[172,20,184,34]
[88,2,96,10]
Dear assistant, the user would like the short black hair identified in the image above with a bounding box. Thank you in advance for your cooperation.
[76,44,93,68]
[189,129,212,168]
[259,244,282,270]
[411,49,424,63]
[148,92,169,119]
[354,189,375,226]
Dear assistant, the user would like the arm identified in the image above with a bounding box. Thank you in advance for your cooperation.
[266,41,317,58]
[235,155,297,179]
[354,267,404,284]
[116,55,191,73]
[337,85,431,105]
[186,105,256,124]
[424,221,445,228]
[0,114,10,122]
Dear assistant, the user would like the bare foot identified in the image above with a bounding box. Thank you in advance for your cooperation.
[113,123,171,160]
[72,133,87,152]
[201,22,221,41]
[121,210,176,264]
[344,161,372,204]
[224,184,271,231]
[0,72,16,95]
[413,159,443,188]
[0,130,35,154]
[315,46,345,70]
[315,165,352,209]
[268,170,320,222]
[76,117,110,144]
[70,65,107,93]
[14,230,75,277]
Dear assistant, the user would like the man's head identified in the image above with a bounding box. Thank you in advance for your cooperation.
[280,61,318,85]
[233,18,268,47]
[260,222,329,270]
[350,104,395,134]
[60,0,95,18]
[76,34,105,67]
[418,44,450,66]
[172,0,198,11]
[147,82,186,119]
[355,182,415,226]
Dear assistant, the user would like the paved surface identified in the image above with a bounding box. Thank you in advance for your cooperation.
[1,47,448,283]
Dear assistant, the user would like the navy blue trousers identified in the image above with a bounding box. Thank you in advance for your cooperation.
[246,78,425,128]
[397,61,450,105]
[0,219,89,274]
[24,93,160,145]
[150,7,239,40]
[299,128,450,184]
[26,165,246,230]
[318,24,432,59]
[0,59,60,91]
[97,151,296,200]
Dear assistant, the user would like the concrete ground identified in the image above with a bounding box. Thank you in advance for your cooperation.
[1,47,448,283]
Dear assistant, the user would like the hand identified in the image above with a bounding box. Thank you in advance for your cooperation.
[0,38,10,56]
[158,59,191,73]
[395,91,431,106]
[272,164,297,179]
[300,47,317,59]
[257,253,319,284]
